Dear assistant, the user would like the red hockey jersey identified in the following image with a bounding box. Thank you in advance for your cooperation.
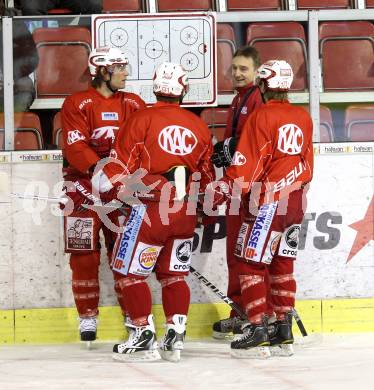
[225,100,314,204]
[108,101,215,193]
[61,87,146,177]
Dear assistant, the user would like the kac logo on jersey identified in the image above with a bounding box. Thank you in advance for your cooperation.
[231,151,247,166]
[277,124,303,155]
[158,126,197,156]
[67,130,85,145]
[102,112,119,121]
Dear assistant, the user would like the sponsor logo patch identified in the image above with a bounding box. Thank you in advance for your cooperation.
[139,247,158,270]
[170,238,193,272]
[129,242,162,276]
[112,205,146,275]
[262,231,282,264]
[235,223,249,258]
[278,224,301,258]
[79,98,92,110]
[102,112,119,121]
[244,202,278,262]
[66,217,93,250]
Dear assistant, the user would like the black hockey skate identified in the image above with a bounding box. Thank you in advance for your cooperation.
[268,312,294,356]
[112,314,161,362]
[212,316,245,339]
[230,322,270,359]
[160,314,187,362]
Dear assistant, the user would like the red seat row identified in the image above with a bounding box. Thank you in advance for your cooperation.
[101,0,374,12]
[199,105,374,143]
[31,21,373,97]
[0,105,372,151]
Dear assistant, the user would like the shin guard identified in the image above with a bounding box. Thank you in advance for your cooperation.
[117,277,152,320]
[239,267,267,324]
[70,252,100,317]
[270,260,296,320]
[160,276,190,319]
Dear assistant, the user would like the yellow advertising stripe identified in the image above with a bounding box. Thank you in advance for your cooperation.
[0,310,14,344]
[322,298,374,333]
[3,298,374,344]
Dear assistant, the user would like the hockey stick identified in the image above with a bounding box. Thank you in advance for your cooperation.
[189,265,247,320]
[189,265,308,336]
[10,192,67,204]
[291,308,308,337]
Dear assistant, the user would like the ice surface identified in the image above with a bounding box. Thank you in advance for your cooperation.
[0,334,373,390]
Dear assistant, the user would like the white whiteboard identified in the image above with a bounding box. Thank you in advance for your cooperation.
[92,13,217,106]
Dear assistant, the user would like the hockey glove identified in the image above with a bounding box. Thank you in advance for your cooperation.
[61,178,101,212]
[210,137,238,168]
[204,177,232,211]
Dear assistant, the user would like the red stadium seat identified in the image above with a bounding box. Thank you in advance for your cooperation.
[156,0,214,11]
[246,22,308,91]
[301,105,335,142]
[217,24,236,93]
[53,112,63,149]
[345,105,374,142]
[47,8,73,14]
[0,113,43,150]
[217,23,236,43]
[227,0,282,10]
[200,107,229,142]
[217,43,234,94]
[296,0,351,9]
[319,21,374,91]
[33,27,92,98]
[103,0,143,12]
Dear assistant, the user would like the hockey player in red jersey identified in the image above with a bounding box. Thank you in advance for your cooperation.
[61,47,146,344]
[210,46,264,339]
[93,61,215,362]
[207,60,313,358]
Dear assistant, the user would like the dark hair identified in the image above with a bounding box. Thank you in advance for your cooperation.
[155,94,181,104]
[233,46,261,69]
[263,90,288,102]
[91,67,107,88]
[91,76,103,88]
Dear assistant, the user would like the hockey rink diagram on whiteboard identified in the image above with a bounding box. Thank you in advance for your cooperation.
[92,14,217,105]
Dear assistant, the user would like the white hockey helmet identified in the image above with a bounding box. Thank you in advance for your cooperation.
[255,60,294,92]
[153,62,189,98]
[88,47,128,77]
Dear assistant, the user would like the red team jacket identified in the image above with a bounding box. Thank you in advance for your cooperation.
[108,101,215,195]
[224,83,263,139]
[61,86,146,178]
[225,100,314,205]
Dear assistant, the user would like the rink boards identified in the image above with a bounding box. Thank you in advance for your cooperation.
[1,299,374,344]
[0,143,373,343]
